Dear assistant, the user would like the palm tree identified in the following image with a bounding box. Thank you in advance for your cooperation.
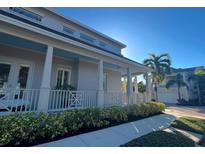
[143,53,171,100]
[187,72,202,105]
[166,73,188,100]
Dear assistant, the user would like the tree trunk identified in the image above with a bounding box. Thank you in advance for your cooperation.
[154,83,158,101]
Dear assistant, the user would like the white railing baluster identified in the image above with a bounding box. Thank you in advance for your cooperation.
[52,90,55,110]
[30,90,33,112]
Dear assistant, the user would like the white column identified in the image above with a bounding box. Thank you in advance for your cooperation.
[126,67,132,104]
[97,60,104,107]
[134,75,138,94]
[38,46,53,112]
[145,73,152,102]
[133,75,138,104]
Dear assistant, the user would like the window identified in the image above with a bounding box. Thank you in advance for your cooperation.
[63,26,75,35]
[0,63,11,89]
[103,73,107,91]
[17,65,30,89]
[56,68,71,87]
[99,41,107,48]
[80,33,95,43]
[9,7,42,22]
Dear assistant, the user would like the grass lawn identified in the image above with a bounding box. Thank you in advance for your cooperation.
[171,117,205,135]
[121,130,195,147]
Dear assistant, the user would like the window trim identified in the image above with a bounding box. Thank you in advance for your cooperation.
[62,25,75,35]
[80,33,95,43]
[8,7,42,23]
[0,62,12,89]
[17,64,30,89]
[56,67,72,87]
[99,41,107,48]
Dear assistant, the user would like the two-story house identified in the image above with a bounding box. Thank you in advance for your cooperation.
[0,7,152,113]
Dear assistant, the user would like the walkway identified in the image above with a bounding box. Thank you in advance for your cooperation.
[36,114,176,147]
[165,104,205,119]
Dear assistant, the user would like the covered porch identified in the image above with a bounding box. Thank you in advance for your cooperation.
[0,26,152,113]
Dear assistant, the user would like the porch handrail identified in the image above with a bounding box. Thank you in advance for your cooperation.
[48,90,97,111]
[0,89,40,112]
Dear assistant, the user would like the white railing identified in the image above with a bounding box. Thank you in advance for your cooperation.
[0,89,148,114]
[104,92,147,107]
[0,89,40,113]
[137,93,147,103]
[104,92,128,107]
[48,90,97,111]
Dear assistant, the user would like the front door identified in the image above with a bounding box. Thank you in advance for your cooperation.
[0,57,33,90]
[17,65,31,89]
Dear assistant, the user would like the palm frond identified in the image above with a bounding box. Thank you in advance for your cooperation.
[159,58,171,66]
[158,53,170,60]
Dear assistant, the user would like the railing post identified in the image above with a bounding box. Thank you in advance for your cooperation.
[97,60,104,107]
[38,46,53,112]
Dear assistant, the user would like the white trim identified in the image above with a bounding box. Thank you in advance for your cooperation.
[56,67,72,87]
[0,61,12,89]
[0,55,35,89]
[7,7,43,25]
[17,64,31,89]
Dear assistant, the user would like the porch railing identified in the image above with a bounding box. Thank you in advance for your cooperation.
[0,89,147,114]
[0,89,40,113]
[104,92,147,107]
[48,90,97,111]
[104,92,127,107]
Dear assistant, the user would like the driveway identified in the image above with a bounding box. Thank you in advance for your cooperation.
[165,104,205,119]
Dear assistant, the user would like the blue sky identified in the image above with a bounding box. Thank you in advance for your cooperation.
[54,8,205,69]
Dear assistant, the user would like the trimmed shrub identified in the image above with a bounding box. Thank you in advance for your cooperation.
[136,102,165,117]
[102,106,128,123]
[0,102,165,146]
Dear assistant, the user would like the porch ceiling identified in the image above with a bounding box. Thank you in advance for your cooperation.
[0,32,97,62]
[0,32,47,53]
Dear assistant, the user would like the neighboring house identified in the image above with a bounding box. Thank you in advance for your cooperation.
[157,66,204,104]
[0,7,152,113]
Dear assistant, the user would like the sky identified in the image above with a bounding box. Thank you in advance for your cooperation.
[54,7,205,69]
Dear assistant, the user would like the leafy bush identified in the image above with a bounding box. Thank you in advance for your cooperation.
[135,102,165,118]
[102,106,128,123]
[0,102,165,146]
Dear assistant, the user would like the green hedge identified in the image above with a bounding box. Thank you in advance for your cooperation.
[0,102,165,146]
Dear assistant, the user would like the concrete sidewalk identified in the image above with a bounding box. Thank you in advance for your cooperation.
[36,114,176,147]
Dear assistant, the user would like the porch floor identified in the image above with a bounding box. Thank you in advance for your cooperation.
[36,114,176,147]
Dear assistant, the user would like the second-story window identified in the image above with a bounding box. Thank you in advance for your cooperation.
[9,7,42,22]
[63,26,75,35]
[99,41,107,48]
[80,33,95,43]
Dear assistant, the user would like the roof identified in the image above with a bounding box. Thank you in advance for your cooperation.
[0,8,152,72]
[44,8,127,48]
[171,66,204,73]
